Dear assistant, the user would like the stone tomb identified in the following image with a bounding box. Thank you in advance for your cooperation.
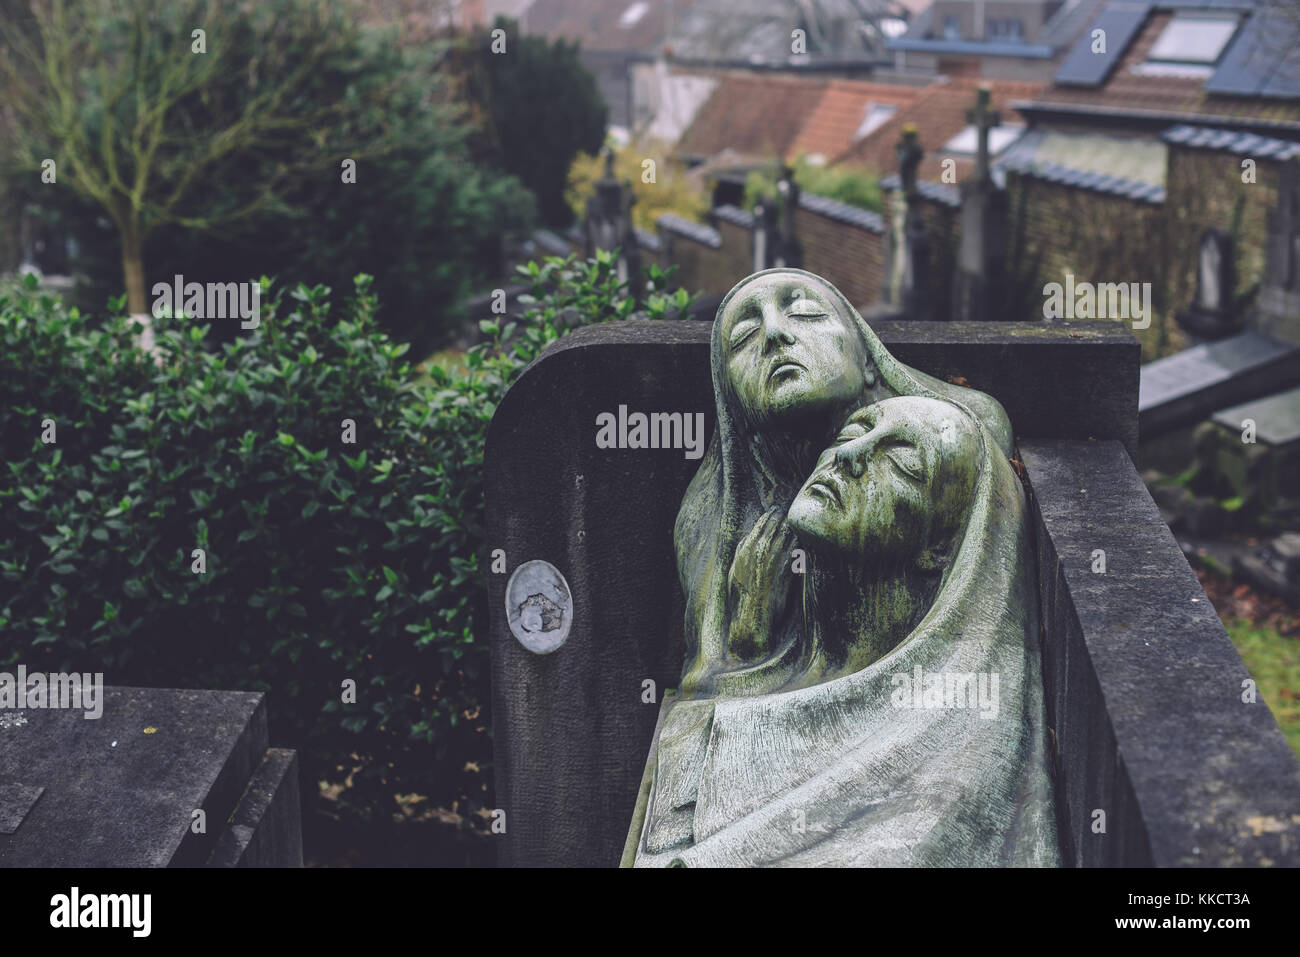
[0,687,301,867]
[487,316,1300,867]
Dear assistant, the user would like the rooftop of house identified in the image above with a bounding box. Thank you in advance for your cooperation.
[889,0,1109,58]
[675,72,835,160]
[788,78,928,161]
[1026,2,1300,133]
[833,77,1044,180]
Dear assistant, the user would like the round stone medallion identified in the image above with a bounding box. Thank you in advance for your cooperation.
[505,560,573,654]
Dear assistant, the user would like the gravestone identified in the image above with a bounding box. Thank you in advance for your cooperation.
[751,166,803,270]
[585,148,642,287]
[752,199,780,271]
[1139,332,1298,438]
[1176,228,1238,342]
[884,127,931,320]
[488,276,1300,867]
[1255,158,1300,348]
[774,165,803,270]
[1203,384,1300,512]
[1235,531,1300,605]
[952,87,1010,323]
[0,686,301,867]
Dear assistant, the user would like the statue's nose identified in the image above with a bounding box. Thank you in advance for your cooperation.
[762,305,797,349]
[835,440,870,478]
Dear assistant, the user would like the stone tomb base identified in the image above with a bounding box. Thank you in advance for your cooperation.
[0,687,301,867]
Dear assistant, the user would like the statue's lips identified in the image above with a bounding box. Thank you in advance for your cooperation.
[805,473,844,506]
[768,358,806,382]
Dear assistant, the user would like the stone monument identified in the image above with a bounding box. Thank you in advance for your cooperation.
[487,277,1300,868]
[1176,228,1238,342]
[885,127,931,320]
[953,87,1010,323]
[1255,157,1300,347]
[752,165,803,271]
[622,268,1058,866]
[585,148,642,288]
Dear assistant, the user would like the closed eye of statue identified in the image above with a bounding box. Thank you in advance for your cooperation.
[729,320,760,348]
[883,444,925,481]
[786,303,828,319]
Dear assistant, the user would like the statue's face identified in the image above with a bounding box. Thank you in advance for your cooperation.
[719,273,872,427]
[520,604,544,633]
[788,397,980,562]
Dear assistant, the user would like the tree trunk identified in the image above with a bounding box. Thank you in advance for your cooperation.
[121,225,147,316]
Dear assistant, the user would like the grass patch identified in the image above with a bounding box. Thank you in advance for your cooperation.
[1225,618,1300,759]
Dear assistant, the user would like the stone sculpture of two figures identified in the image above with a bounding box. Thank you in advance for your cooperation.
[624,268,1061,867]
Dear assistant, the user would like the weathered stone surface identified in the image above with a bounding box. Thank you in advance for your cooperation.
[1022,439,1300,866]
[205,748,302,868]
[0,784,43,835]
[0,687,287,867]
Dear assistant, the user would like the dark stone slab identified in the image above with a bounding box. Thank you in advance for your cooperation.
[1212,385,1300,447]
[486,323,713,868]
[0,687,271,867]
[0,784,43,835]
[1022,439,1300,866]
[487,319,1140,867]
[1139,331,1300,438]
[205,748,302,868]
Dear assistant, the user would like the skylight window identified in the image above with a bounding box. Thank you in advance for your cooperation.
[942,124,1026,156]
[619,1,649,29]
[1147,14,1238,64]
[855,103,898,140]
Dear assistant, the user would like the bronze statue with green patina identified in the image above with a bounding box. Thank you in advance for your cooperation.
[624,268,1060,867]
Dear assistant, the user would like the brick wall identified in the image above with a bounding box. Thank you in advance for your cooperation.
[1004,171,1172,358]
[712,219,756,288]
[796,207,885,309]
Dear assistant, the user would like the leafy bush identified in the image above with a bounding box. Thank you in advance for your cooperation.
[0,255,695,824]
[565,140,711,232]
[745,157,884,213]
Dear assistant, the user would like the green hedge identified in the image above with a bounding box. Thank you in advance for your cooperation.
[0,256,694,821]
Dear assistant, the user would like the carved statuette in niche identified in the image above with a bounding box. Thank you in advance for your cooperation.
[624,268,1060,867]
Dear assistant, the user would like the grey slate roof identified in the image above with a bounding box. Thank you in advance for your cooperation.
[999,157,1167,204]
[1162,124,1300,162]
[713,204,756,229]
[657,213,723,248]
[879,173,962,208]
[634,227,662,253]
[531,229,575,256]
[796,191,887,233]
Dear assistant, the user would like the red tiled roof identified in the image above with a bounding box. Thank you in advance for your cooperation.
[1029,11,1300,129]
[788,79,926,162]
[675,72,833,159]
[832,78,1044,181]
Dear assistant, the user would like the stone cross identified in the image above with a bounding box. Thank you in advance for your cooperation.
[1253,157,1300,346]
[585,147,641,289]
[896,125,923,200]
[774,165,803,269]
[887,126,931,318]
[967,85,1001,184]
[953,89,1010,322]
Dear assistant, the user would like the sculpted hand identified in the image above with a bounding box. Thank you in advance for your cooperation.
[727,507,798,660]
